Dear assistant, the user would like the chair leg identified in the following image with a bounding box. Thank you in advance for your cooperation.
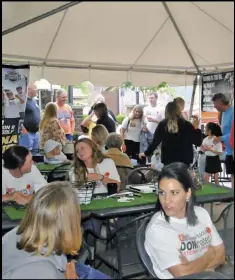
[210,203,214,220]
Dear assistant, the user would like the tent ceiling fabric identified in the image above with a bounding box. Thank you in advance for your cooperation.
[2,1,234,86]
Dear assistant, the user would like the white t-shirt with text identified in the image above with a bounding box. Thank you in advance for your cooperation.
[69,158,121,195]
[2,165,47,195]
[144,105,165,135]
[202,137,223,156]
[121,117,144,143]
[145,206,223,279]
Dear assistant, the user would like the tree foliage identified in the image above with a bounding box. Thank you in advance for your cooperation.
[61,81,91,96]
[121,81,176,102]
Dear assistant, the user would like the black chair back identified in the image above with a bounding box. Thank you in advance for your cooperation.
[47,162,71,183]
[136,216,157,278]
[116,165,134,190]
[127,167,159,185]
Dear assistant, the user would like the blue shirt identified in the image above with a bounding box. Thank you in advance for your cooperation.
[221,106,234,155]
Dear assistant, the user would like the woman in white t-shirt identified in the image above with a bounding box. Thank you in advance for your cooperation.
[121,105,145,162]
[69,138,120,194]
[201,122,223,185]
[2,145,47,205]
[145,162,225,279]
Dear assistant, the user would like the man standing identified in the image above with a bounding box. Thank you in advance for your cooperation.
[55,89,75,141]
[143,92,165,144]
[212,93,234,188]
[19,83,40,152]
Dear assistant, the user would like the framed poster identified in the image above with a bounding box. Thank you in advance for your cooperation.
[201,71,234,112]
[2,65,30,153]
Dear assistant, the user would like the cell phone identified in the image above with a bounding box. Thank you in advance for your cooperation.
[107,183,118,195]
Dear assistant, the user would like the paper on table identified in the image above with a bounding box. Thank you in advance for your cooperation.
[34,184,45,192]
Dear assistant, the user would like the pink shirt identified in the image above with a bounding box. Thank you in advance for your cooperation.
[56,103,75,135]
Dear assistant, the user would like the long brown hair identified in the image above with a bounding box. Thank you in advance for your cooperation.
[39,102,58,130]
[17,182,82,256]
[72,138,106,183]
[165,101,182,133]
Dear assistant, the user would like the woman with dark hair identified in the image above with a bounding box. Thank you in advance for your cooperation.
[2,145,47,205]
[201,122,223,185]
[2,181,110,279]
[145,162,225,279]
[139,101,202,167]
[93,102,116,133]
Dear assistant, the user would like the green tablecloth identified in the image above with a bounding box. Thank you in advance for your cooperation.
[2,184,231,220]
[36,163,70,172]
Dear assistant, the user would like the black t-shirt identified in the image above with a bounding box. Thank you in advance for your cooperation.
[145,118,203,165]
[96,116,116,133]
[23,98,41,133]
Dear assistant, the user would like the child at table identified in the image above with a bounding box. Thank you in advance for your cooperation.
[43,139,68,164]
[201,122,222,185]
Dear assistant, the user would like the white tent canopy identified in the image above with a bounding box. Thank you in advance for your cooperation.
[2,1,234,86]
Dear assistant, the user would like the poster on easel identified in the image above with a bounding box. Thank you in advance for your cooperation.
[2,65,30,153]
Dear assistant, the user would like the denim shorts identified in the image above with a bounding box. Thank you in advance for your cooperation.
[75,263,111,279]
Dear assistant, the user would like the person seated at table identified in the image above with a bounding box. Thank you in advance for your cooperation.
[39,102,66,149]
[2,146,47,205]
[91,124,109,152]
[145,162,225,279]
[43,139,68,164]
[2,181,111,279]
[69,138,121,194]
[105,132,133,168]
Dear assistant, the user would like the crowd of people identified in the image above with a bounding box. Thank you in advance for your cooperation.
[2,82,234,279]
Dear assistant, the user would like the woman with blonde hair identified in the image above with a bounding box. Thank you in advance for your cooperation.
[121,105,145,162]
[91,124,109,152]
[69,138,120,194]
[39,102,66,149]
[2,181,110,279]
[139,101,202,167]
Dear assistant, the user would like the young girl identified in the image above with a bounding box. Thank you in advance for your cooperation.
[121,105,145,163]
[201,122,223,185]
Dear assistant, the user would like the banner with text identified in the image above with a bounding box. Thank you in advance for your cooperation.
[201,71,234,112]
[2,65,30,153]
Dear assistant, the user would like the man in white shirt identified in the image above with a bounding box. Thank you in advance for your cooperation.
[2,145,47,205]
[143,92,165,140]
[3,89,24,119]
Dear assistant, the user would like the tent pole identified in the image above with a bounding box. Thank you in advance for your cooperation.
[68,86,73,105]
[2,2,82,36]
[189,77,198,119]
[162,2,201,75]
